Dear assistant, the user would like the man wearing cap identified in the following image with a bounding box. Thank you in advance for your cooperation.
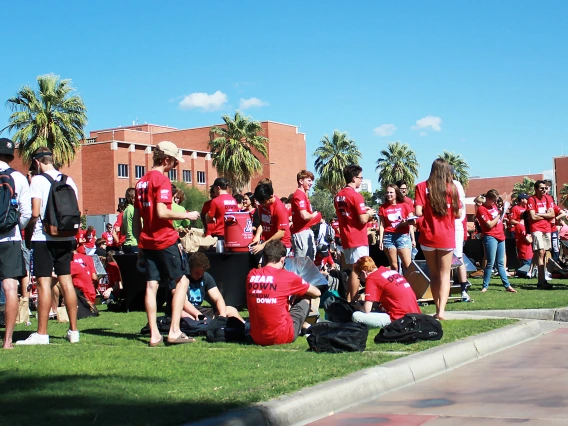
[0,138,31,349]
[509,194,529,238]
[206,177,238,239]
[133,141,200,346]
[17,147,79,345]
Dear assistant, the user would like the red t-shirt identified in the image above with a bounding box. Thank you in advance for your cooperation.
[260,197,292,248]
[476,204,505,241]
[207,193,238,236]
[551,205,562,232]
[134,170,179,250]
[291,188,321,234]
[334,186,368,249]
[510,205,526,233]
[102,231,114,246]
[114,213,126,245]
[84,230,96,248]
[201,200,213,236]
[514,223,532,260]
[106,261,121,286]
[527,194,554,233]
[379,202,413,234]
[404,196,414,208]
[71,253,96,303]
[414,181,456,248]
[246,266,309,346]
[314,253,334,268]
[364,267,420,321]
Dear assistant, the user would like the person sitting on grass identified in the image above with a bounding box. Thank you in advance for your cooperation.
[515,212,534,278]
[246,240,321,346]
[351,256,420,327]
[178,252,244,323]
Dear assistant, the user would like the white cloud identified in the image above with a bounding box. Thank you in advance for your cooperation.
[179,91,228,111]
[373,124,396,137]
[239,97,269,110]
[419,131,427,137]
[542,169,553,180]
[412,115,442,132]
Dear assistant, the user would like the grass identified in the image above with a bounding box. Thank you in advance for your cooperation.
[0,307,514,426]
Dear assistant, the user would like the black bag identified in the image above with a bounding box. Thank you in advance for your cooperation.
[324,224,335,244]
[206,316,247,343]
[374,313,443,344]
[0,168,20,234]
[76,289,99,320]
[322,292,354,323]
[41,173,81,237]
[180,317,209,336]
[307,322,368,353]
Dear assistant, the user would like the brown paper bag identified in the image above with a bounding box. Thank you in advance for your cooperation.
[15,297,30,324]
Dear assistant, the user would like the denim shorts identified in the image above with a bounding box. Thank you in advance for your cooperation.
[383,233,412,250]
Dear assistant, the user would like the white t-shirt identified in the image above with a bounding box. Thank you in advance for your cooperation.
[29,169,79,242]
[453,180,466,231]
[0,161,31,242]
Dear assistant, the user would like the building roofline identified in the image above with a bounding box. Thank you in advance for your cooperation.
[469,173,544,180]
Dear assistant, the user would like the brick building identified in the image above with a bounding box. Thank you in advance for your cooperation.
[9,121,306,215]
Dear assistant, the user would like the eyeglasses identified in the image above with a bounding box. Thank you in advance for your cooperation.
[400,187,407,191]
[538,187,546,191]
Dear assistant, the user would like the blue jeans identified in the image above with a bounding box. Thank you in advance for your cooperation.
[482,236,511,288]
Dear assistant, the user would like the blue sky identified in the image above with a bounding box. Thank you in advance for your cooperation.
[1,1,567,186]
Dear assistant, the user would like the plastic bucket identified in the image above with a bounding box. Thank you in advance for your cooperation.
[224,212,254,252]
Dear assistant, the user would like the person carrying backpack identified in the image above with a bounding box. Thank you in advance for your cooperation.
[17,147,81,346]
[0,138,31,349]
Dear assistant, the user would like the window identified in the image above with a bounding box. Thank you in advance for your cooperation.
[118,164,128,178]
[135,165,145,179]
[197,171,206,184]
[183,170,192,183]
[168,169,178,181]
[118,197,126,205]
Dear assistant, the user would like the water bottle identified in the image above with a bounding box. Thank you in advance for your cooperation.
[10,198,17,206]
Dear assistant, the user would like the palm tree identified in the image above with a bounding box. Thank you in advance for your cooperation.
[559,184,568,208]
[439,150,470,188]
[375,142,419,190]
[2,74,87,168]
[209,111,269,192]
[511,177,535,202]
[314,130,361,194]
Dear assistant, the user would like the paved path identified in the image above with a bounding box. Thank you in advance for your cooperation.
[309,325,568,425]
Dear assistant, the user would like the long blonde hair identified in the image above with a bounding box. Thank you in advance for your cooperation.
[426,159,459,217]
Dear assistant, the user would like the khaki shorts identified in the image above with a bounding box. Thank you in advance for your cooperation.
[532,231,551,251]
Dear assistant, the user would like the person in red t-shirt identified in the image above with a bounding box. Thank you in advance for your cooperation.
[396,180,417,247]
[514,220,533,277]
[246,240,320,346]
[206,177,238,238]
[133,141,200,346]
[75,229,87,254]
[70,251,97,304]
[414,159,460,320]
[84,226,97,255]
[476,189,517,293]
[200,187,216,237]
[351,256,420,328]
[102,223,114,247]
[509,194,528,237]
[334,165,376,302]
[378,184,414,272]
[291,170,321,260]
[110,202,126,251]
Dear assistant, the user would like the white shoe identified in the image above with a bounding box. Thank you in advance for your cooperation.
[545,270,552,280]
[15,332,49,345]
[461,291,471,302]
[66,330,80,343]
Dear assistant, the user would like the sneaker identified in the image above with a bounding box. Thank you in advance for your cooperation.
[545,270,552,281]
[66,330,80,343]
[15,332,49,345]
[531,269,538,278]
[461,291,471,302]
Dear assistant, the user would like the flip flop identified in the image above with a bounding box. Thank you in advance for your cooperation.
[166,332,195,345]
[148,335,163,347]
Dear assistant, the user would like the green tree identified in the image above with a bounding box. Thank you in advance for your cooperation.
[559,184,568,208]
[439,150,470,188]
[314,130,361,194]
[209,111,269,192]
[2,74,87,168]
[511,177,535,202]
[375,141,419,191]
[360,190,374,208]
[310,187,336,221]
[174,181,209,229]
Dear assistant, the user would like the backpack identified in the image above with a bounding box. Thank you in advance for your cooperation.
[206,316,247,343]
[0,168,20,234]
[374,313,443,344]
[140,315,210,337]
[307,322,368,353]
[42,173,81,237]
[322,291,354,323]
[324,224,335,244]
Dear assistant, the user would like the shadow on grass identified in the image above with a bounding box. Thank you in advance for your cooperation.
[80,327,147,343]
[0,373,243,426]
[514,283,568,291]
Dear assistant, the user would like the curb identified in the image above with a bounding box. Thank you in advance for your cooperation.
[188,319,547,426]
[444,307,568,322]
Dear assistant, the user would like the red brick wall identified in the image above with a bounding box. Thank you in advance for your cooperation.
[465,174,544,199]
[82,144,116,215]
[554,157,568,202]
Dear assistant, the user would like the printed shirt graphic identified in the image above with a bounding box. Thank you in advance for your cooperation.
[379,202,413,234]
[290,189,320,234]
[246,266,309,346]
[364,266,420,321]
[527,194,554,233]
[414,181,455,248]
[333,186,368,249]
[102,231,114,246]
[260,196,291,248]
[134,170,178,250]
[208,193,239,236]
[187,272,216,306]
[476,204,505,241]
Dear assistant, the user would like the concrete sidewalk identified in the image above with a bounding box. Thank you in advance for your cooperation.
[309,323,568,425]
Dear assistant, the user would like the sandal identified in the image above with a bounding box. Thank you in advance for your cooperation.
[148,335,163,347]
[166,332,195,345]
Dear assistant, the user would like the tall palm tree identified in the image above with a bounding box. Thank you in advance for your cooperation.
[209,111,269,192]
[511,177,535,201]
[314,130,361,194]
[375,142,419,190]
[2,74,87,168]
[439,150,470,188]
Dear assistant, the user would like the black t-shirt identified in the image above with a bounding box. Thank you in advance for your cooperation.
[187,271,217,306]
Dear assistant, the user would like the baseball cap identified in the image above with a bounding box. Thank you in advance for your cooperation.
[0,138,15,157]
[212,177,229,188]
[157,141,184,163]
[517,193,529,200]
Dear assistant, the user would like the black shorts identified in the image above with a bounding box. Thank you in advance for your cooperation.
[141,242,189,290]
[197,306,216,319]
[0,241,26,280]
[31,240,76,277]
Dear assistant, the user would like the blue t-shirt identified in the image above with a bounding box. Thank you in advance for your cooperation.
[187,271,216,306]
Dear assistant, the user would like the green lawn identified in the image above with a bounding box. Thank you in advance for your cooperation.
[0,308,514,426]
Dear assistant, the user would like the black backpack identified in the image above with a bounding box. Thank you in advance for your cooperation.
[374,313,443,344]
[206,316,247,343]
[324,224,335,244]
[307,322,368,353]
[42,173,81,237]
[322,292,354,323]
[0,168,20,234]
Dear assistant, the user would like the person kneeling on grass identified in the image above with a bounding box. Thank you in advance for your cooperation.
[246,240,321,346]
[177,252,244,323]
[351,256,421,327]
